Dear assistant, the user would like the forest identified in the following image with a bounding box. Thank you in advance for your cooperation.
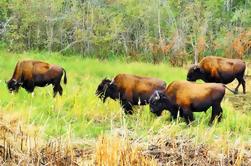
[0,0,250,63]
[0,0,251,165]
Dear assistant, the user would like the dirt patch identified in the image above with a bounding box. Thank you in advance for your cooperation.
[144,136,251,166]
[227,94,251,113]
[225,76,251,112]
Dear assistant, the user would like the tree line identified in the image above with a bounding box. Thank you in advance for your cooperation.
[0,0,250,65]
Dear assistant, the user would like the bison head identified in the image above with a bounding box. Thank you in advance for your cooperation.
[96,78,117,103]
[187,65,203,81]
[149,91,169,116]
[6,79,22,92]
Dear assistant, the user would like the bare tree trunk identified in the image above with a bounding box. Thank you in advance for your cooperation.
[49,24,54,52]
[47,21,54,52]
[27,26,31,49]
[60,26,63,50]
[194,46,198,64]
[122,34,128,54]
[191,37,198,64]
[157,0,162,41]
[36,25,40,49]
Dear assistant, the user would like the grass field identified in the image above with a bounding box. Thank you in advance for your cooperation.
[0,49,250,165]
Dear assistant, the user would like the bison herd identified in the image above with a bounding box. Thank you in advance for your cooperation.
[7,56,247,125]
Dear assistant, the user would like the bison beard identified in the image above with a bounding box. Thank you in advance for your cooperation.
[7,60,67,97]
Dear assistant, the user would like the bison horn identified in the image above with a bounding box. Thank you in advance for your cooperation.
[110,78,114,84]
[155,91,160,100]
[12,79,18,85]
[194,65,200,70]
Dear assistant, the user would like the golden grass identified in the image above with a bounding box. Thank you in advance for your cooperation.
[0,113,156,165]
[94,134,157,166]
[144,125,251,166]
[1,115,250,166]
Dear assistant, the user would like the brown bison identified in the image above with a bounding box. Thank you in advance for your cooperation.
[96,74,166,114]
[149,81,233,125]
[187,56,246,94]
[6,60,67,97]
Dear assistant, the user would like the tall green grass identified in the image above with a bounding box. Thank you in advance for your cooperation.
[0,49,250,146]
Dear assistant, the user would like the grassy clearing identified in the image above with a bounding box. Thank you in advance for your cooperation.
[0,49,250,164]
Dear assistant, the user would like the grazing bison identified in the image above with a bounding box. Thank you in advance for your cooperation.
[149,80,232,125]
[96,74,166,114]
[6,60,67,97]
[187,56,246,94]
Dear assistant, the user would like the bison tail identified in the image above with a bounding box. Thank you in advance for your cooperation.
[63,68,67,84]
[223,85,236,94]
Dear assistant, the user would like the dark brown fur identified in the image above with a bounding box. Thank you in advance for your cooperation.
[7,60,67,97]
[149,81,226,125]
[96,74,166,114]
[187,56,246,94]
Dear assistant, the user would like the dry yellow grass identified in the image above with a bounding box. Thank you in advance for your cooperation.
[94,135,157,166]
[1,112,250,166]
[0,113,156,165]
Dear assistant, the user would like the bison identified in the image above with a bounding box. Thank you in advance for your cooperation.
[187,56,246,94]
[96,74,166,114]
[6,60,67,97]
[149,80,233,125]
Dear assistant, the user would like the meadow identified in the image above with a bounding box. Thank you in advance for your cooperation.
[0,49,250,165]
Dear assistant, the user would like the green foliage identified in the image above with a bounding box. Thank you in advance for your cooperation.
[0,0,250,61]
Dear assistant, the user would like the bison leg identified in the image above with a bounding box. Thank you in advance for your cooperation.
[25,81,35,93]
[169,106,181,120]
[121,101,133,115]
[210,104,223,125]
[170,111,178,119]
[234,78,242,94]
[236,75,246,94]
[53,86,58,97]
[182,108,194,125]
[58,84,63,96]
[241,79,246,94]
[53,85,63,97]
